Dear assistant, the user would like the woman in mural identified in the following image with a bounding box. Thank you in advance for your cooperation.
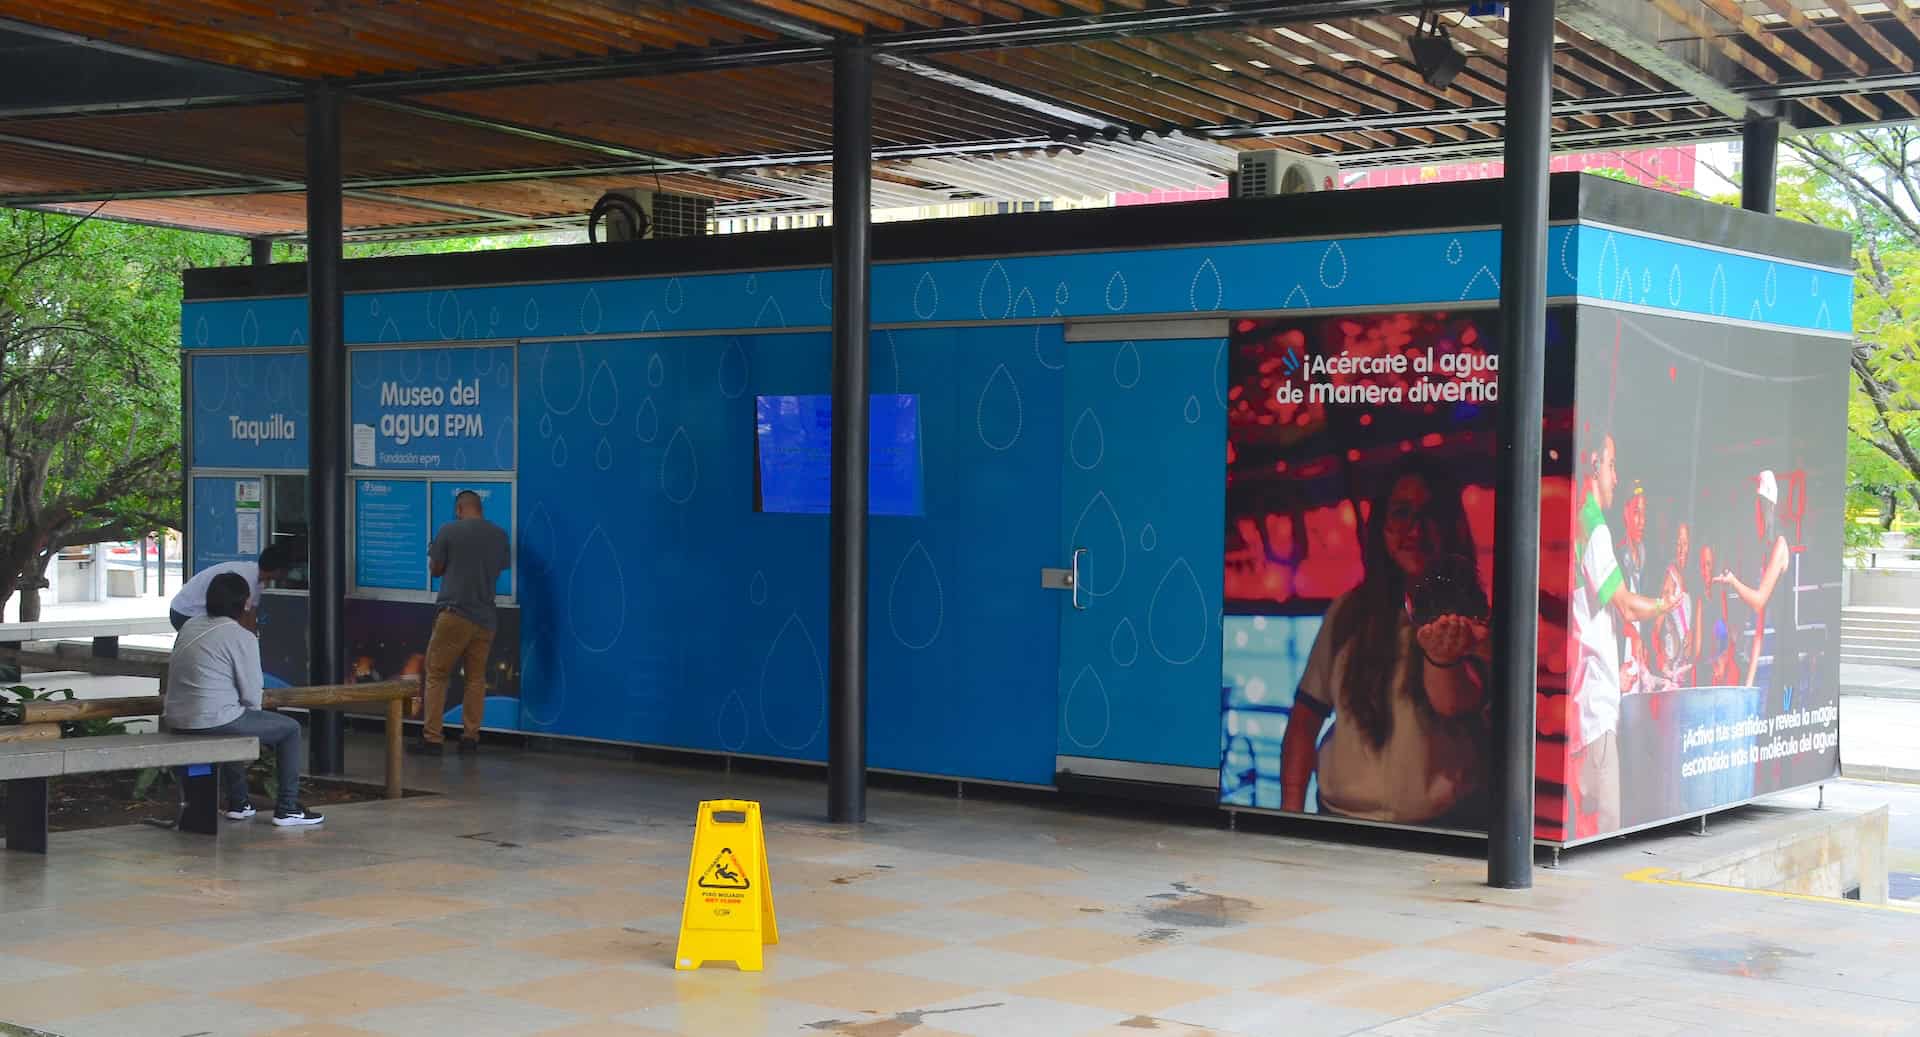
[1715,470,1795,700]
[1277,457,1491,827]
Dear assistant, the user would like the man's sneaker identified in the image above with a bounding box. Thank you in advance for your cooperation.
[407,739,444,757]
[273,805,325,828]
[226,802,257,821]
[457,738,480,756]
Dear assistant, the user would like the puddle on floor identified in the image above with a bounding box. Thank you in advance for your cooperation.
[1674,940,1813,979]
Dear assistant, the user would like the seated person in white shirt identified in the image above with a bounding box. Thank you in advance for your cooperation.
[165,572,324,827]
[168,543,295,632]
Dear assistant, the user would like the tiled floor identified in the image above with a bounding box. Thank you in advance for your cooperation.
[3,737,1919,1037]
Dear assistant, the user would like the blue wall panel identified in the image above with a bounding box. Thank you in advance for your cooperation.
[190,476,257,574]
[514,327,1061,784]
[181,224,1847,354]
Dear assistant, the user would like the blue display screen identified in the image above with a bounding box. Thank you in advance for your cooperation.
[755,395,923,516]
[353,479,430,591]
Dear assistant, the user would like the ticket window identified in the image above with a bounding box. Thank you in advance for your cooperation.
[266,475,309,591]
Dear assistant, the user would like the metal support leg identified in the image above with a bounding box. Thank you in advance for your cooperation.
[1817,784,1826,810]
[1696,815,1709,837]
[177,764,220,835]
[1486,0,1554,891]
[827,40,873,825]
[305,83,347,776]
[3,776,48,853]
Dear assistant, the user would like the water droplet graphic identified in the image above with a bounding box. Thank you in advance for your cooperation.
[1212,341,1228,409]
[194,316,209,346]
[1764,264,1778,307]
[913,271,940,320]
[661,426,699,504]
[635,397,659,443]
[1063,666,1111,749]
[1148,558,1211,665]
[595,437,614,471]
[551,434,569,467]
[579,287,604,334]
[1055,282,1070,306]
[435,348,454,382]
[718,690,749,752]
[888,541,945,650]
[754,296,786,329]
[1184,396,1202,424]
[760,613,825,752]
[1190,258,1224,311]
[1105,271,1129,311]
[1113,341,1142,389]
[587,360,620,426]
[665,277,686,314]
[975,364,1024,451]
[978,260,1012,320]
[1319,242,1349,288]
[1068,492,1128,597]
[1070,408,1105,470]
[539,342,586,415]
[647,354,665,388]
[718,339,750,399]
[639,310,661,334]
[1284,284,1312,309]
[238,309,261,347]
[566,526,627,652]
[746,273,758,294]
[1141,524,1158,552]
[538,413,553,439]
[1445,238,1465,266]
[1111,618,1140,668]
[749,570,768,607]
[1668,266,1683,306]
[523,298,540,330]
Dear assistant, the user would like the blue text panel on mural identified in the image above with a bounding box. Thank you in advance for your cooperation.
[354,479,430,590]
[191,476,264,574]
[755,394,923,515]
[430,480,515,597]
[350,346,516,472]
[190,353,309,469]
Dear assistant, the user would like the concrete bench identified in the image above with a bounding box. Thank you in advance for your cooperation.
[1,733,257,854]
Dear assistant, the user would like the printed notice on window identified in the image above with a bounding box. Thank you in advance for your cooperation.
[236,511,260,556]
[353,424,378,468]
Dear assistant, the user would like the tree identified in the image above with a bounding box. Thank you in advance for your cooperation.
[1779,129,1920,544]
[0,211,244,619]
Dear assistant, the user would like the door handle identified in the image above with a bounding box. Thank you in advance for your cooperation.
[1040,548,1088,611]
[1070,547,1086,611]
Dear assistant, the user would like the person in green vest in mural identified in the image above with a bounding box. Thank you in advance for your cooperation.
[411,490,511,757]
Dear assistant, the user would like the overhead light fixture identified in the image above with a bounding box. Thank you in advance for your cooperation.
[1408,6,1468,89]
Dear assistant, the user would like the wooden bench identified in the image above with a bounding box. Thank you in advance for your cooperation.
[3,678,420,800]
[1,733,258,854]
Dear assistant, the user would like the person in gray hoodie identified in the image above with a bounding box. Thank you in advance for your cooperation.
[166,572,323,827]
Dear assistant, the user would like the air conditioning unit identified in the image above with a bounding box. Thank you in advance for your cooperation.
[1235,151,1339,198]
[589,189,714,242]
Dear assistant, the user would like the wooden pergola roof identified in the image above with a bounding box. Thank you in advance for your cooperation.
[2,1,1917,241]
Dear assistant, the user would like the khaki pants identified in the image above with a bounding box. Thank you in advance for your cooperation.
[1574,729,1621,834]
[423,610,494,744]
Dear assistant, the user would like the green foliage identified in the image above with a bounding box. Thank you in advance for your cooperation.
[0,684,129,737]
[1778,129,1920,550]
[0,211,247,616]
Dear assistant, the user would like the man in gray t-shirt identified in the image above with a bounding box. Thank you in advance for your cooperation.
[413,490,512,755]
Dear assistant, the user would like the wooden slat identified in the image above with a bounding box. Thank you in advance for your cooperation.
[1758,0,1869,77]
[1697,0,1822,80]
[1829,0,1913,74]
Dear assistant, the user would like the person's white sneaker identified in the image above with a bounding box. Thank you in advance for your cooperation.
[272,805,325,827]
[225,802,257,821]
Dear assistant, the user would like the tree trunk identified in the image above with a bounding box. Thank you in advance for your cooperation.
[16,551,52,622]
[1884,491,1899,531]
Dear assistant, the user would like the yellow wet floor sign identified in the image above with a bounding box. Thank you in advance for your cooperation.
[674,799,778,971]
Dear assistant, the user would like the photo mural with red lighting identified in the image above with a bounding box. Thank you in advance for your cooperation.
[1220,308,1577,838]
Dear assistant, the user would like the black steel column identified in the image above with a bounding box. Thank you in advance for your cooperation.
[1488,0,1554,890]
[1742,117,1780,215]
[250,237,273,267]
[305,84,347,775]
[827,41,872,825]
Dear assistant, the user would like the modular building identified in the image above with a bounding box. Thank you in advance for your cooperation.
[180,173,1850,847]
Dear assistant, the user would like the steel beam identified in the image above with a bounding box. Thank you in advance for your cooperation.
[1488,0,1553,891]
[1558,0,1764,121]
[827,40,872,826]
[1742,116,1780,214]
[305,83,347,777]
